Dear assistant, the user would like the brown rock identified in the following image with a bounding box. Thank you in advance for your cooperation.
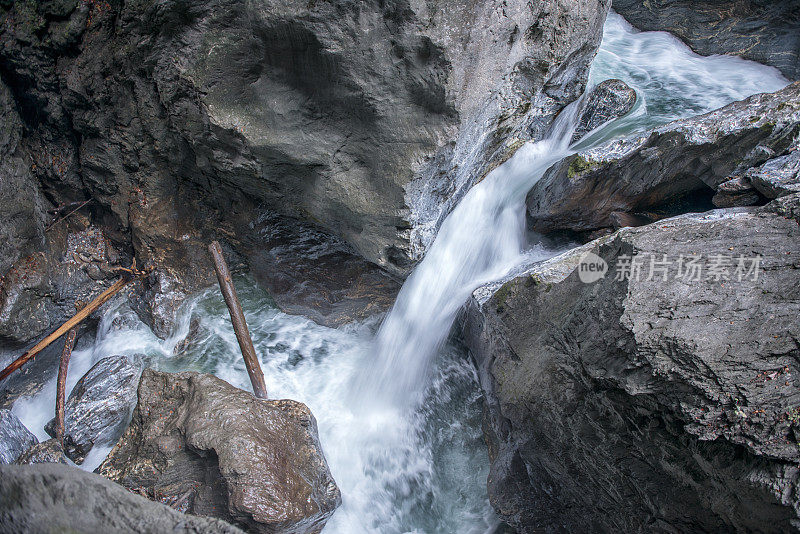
[97,370,341,534]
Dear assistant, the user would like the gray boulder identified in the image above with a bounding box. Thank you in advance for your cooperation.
[460,207,800,532]
[14,439,68,465]
[45,355,143,464]
[0,463,245,533]
[98,370,341,534]
[0,409,38,464]
[613,0,800,80]
[572,78,637,143]
[527,81,800,235]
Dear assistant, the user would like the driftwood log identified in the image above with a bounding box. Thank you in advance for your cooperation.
[54,301,84,445]
[208,241,268,399]
[0,268,146,383]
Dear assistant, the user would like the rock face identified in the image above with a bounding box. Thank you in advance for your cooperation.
[249,211,401,327]
[44,355,143,464]
[460,206,800,532]
[0,409,38,464]
[0,463,245,534]
[527,82,800,235]
[572,78,637,143]
[612,0,800,80]
[98,369,341,534]
[14,439,68,465]
[750,150,800,199]
[0,0,611,286]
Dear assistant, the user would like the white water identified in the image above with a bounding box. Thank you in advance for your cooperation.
[8,11,789,534]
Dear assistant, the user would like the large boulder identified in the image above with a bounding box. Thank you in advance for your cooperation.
[460,206,800,531]
[44,355,143,464]
[0,0,611,283]
[612,0,800,80]
[0,409,38,464]
[0,463,245,533]
[526,82,800,236]
[98,370,341,534]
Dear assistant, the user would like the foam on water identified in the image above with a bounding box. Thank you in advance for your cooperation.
[8,11,789,533]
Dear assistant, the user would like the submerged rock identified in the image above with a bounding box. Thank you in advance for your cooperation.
[248,211,400,327]
[45,355,143,464]
[0,409,38,464]
[14,439,68,465]
[572,78,637,142]
[0,463,245,533]
[527,82,800,235]
[461,207,800,531]
[613,0,800,80]
[98,370,341,534]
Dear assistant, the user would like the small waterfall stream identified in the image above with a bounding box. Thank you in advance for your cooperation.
[9,11,788,534]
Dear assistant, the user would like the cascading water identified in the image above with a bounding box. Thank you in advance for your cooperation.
[7,11,788,534]
[356,100,584,410]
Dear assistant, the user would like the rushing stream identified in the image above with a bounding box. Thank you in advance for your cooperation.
[10,11,788,533]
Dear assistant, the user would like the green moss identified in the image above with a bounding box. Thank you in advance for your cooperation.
[493,282,514,313]
[566,155,600,179]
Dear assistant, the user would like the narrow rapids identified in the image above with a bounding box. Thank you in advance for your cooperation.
[9,11,788,533]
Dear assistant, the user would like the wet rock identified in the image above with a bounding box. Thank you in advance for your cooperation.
[460,208,800,532]
[44,355,143,464]
[0,409,38,464]
[14,439,68,465]
[0,463,245,533]
[0,78,47,278]
[0,0,611,281]
[572,79,637,142]
[527,82,800,235]
[711,175,763,207]
[613,0,800,80]
[98,369,341,534]
[248,211,400,327]
[749,150,800,199]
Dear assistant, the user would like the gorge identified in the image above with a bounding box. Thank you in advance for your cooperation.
[2,1,800,533]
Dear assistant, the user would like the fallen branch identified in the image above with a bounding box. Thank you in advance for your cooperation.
[0,266,149,383]
[45,198,93,232]
[208,241,268,399]
[55,301,84,445]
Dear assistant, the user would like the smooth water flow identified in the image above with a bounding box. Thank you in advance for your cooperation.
[357,101,583,409]
[9,11,788,534]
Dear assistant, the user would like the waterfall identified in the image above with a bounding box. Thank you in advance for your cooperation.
[356,99,585,409]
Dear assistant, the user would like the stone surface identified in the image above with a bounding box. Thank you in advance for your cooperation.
[527,82,800,235]
[572,78,637,143]
[248,211,401,327]
[460,208,800,532]
[749,149,800,199]
[14,438,68,465]
[0,409,38,464]
[0,463,245,533]
[0,0,611,284]
[98,369,341,534]
[44,355,143,464]
[613,0,800,80]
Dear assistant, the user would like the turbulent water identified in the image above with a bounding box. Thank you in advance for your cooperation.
[10,11,788,534]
